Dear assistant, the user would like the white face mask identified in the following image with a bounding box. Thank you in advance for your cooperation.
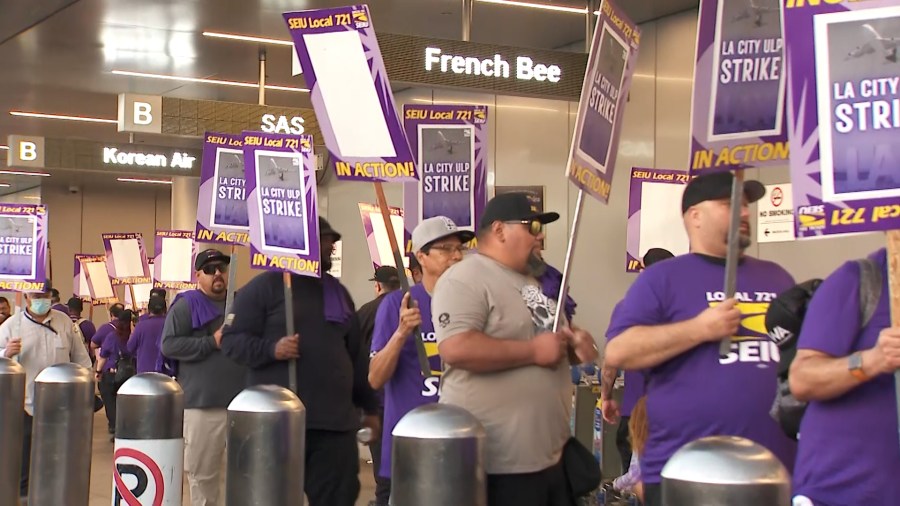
[29,298,51,315]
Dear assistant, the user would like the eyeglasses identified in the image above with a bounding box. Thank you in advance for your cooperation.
[428,244,469,255]
[201,263,229,275]
[504,220,543,236]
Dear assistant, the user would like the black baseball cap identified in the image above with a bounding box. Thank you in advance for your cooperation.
[195,248,231,271]
[319,217,342,241]
[681,172,766,214]
[642,248,674,267]
[479,192,560,231]
[369,266,400,283]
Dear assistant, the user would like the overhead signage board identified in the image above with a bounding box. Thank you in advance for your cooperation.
[7,136,202,176]
[116,94,321,142]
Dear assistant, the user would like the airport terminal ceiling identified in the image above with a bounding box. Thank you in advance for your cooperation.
[0,0,697,148]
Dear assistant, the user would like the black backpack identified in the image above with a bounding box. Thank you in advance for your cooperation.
[764,258,882,440]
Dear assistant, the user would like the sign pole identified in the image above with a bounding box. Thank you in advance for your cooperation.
[887,230,900,445]
[552,189,585,333]
[373,182,432,378]
[718,169,745,358]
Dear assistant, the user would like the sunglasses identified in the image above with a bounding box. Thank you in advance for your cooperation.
[504,220,543,236]
[201,263,229,275]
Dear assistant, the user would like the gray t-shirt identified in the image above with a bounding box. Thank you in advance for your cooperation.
[432,253,572,474]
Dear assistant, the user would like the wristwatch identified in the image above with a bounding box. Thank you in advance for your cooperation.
[848,352,868,381]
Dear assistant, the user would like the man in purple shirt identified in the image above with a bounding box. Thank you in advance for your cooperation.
[790,248,900,505]
[368,217,473,505]
[605,172,797,506]
[91,302,125,361]
[127,296,167,373]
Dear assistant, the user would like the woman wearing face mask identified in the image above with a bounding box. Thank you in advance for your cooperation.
[0,283,91,499]
[95,309,135,440]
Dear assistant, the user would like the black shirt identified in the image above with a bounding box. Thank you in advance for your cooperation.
[356,292,393,352]
[221,272,378,431]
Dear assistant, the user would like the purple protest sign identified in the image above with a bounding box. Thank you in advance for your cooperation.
[153,230,198,290]
[77,254,118,305]
[283,5,417,183]
[688,0,788,174]
[625,168,691,272]
[358,202,405,270]
[785,1,900,237]
[243,131,321,277]
[102,233,152,286]
[566,0,640,203]
[196,132,251,245]
[0,203,47,293]
[402,104,487,249]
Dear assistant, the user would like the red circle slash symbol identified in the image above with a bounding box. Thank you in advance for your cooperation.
[113,447,165,506]
[771,187,783,207]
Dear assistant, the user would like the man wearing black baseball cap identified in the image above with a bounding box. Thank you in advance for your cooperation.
[161,247,246,506]
[222,217,379,506]
[431,193,597,505]
[604,172,797,506]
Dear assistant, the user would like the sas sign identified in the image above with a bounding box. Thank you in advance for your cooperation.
[259,114,305,135]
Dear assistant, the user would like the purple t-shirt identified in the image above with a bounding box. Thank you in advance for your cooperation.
[99,332,129,372]
[607,301,645,417]
[371,284,441,479]
[92,321,116,347]
[792,249,900,505]
[126,315,166,374]
[607,253,797,483]
[71,317,97,345]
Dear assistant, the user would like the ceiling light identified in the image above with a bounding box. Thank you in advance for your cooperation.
[0,145,8,150]
[0,183,10,188]
[477,0,599,15]
[112,70,308,93]
[9,111,117,124]
[0,170,51,177]
[117,177,173,185]
[203,31,293,46]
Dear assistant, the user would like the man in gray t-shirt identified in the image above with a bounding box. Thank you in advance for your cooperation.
[432,193,599,506]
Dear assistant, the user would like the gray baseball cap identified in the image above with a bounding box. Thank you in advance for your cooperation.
[411,216,475,252]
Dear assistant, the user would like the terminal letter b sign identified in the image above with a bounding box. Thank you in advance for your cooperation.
[118,94,162,134]
[6,135,45,168]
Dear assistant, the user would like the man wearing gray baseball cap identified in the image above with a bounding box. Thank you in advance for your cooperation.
[368,216,474,504]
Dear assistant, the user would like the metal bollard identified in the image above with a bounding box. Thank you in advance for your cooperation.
[226,385,306,506]
[113,373,185,505]
[28,363,94,506]
[0,358,25,506]
[661,435,791,506]
[391,403,487,506]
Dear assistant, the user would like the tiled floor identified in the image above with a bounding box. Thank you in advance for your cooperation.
[86,411,377,505]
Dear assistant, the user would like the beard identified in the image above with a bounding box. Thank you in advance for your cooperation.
[322,256,333,273]
[725,226,752,250]
[526,251,547,277]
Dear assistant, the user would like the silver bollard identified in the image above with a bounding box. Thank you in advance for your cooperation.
[113,373,184,505]
[226,385,306,506]
[28,363,94,506]
[0,358,25,506]
[661,435,791,506]
[391,403,487,506]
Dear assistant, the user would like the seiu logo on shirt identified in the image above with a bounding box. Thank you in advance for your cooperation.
[422,331,442,397]
[705,291,780,366]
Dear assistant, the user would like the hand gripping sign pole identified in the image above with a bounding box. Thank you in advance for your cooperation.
[374,182,433,378]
